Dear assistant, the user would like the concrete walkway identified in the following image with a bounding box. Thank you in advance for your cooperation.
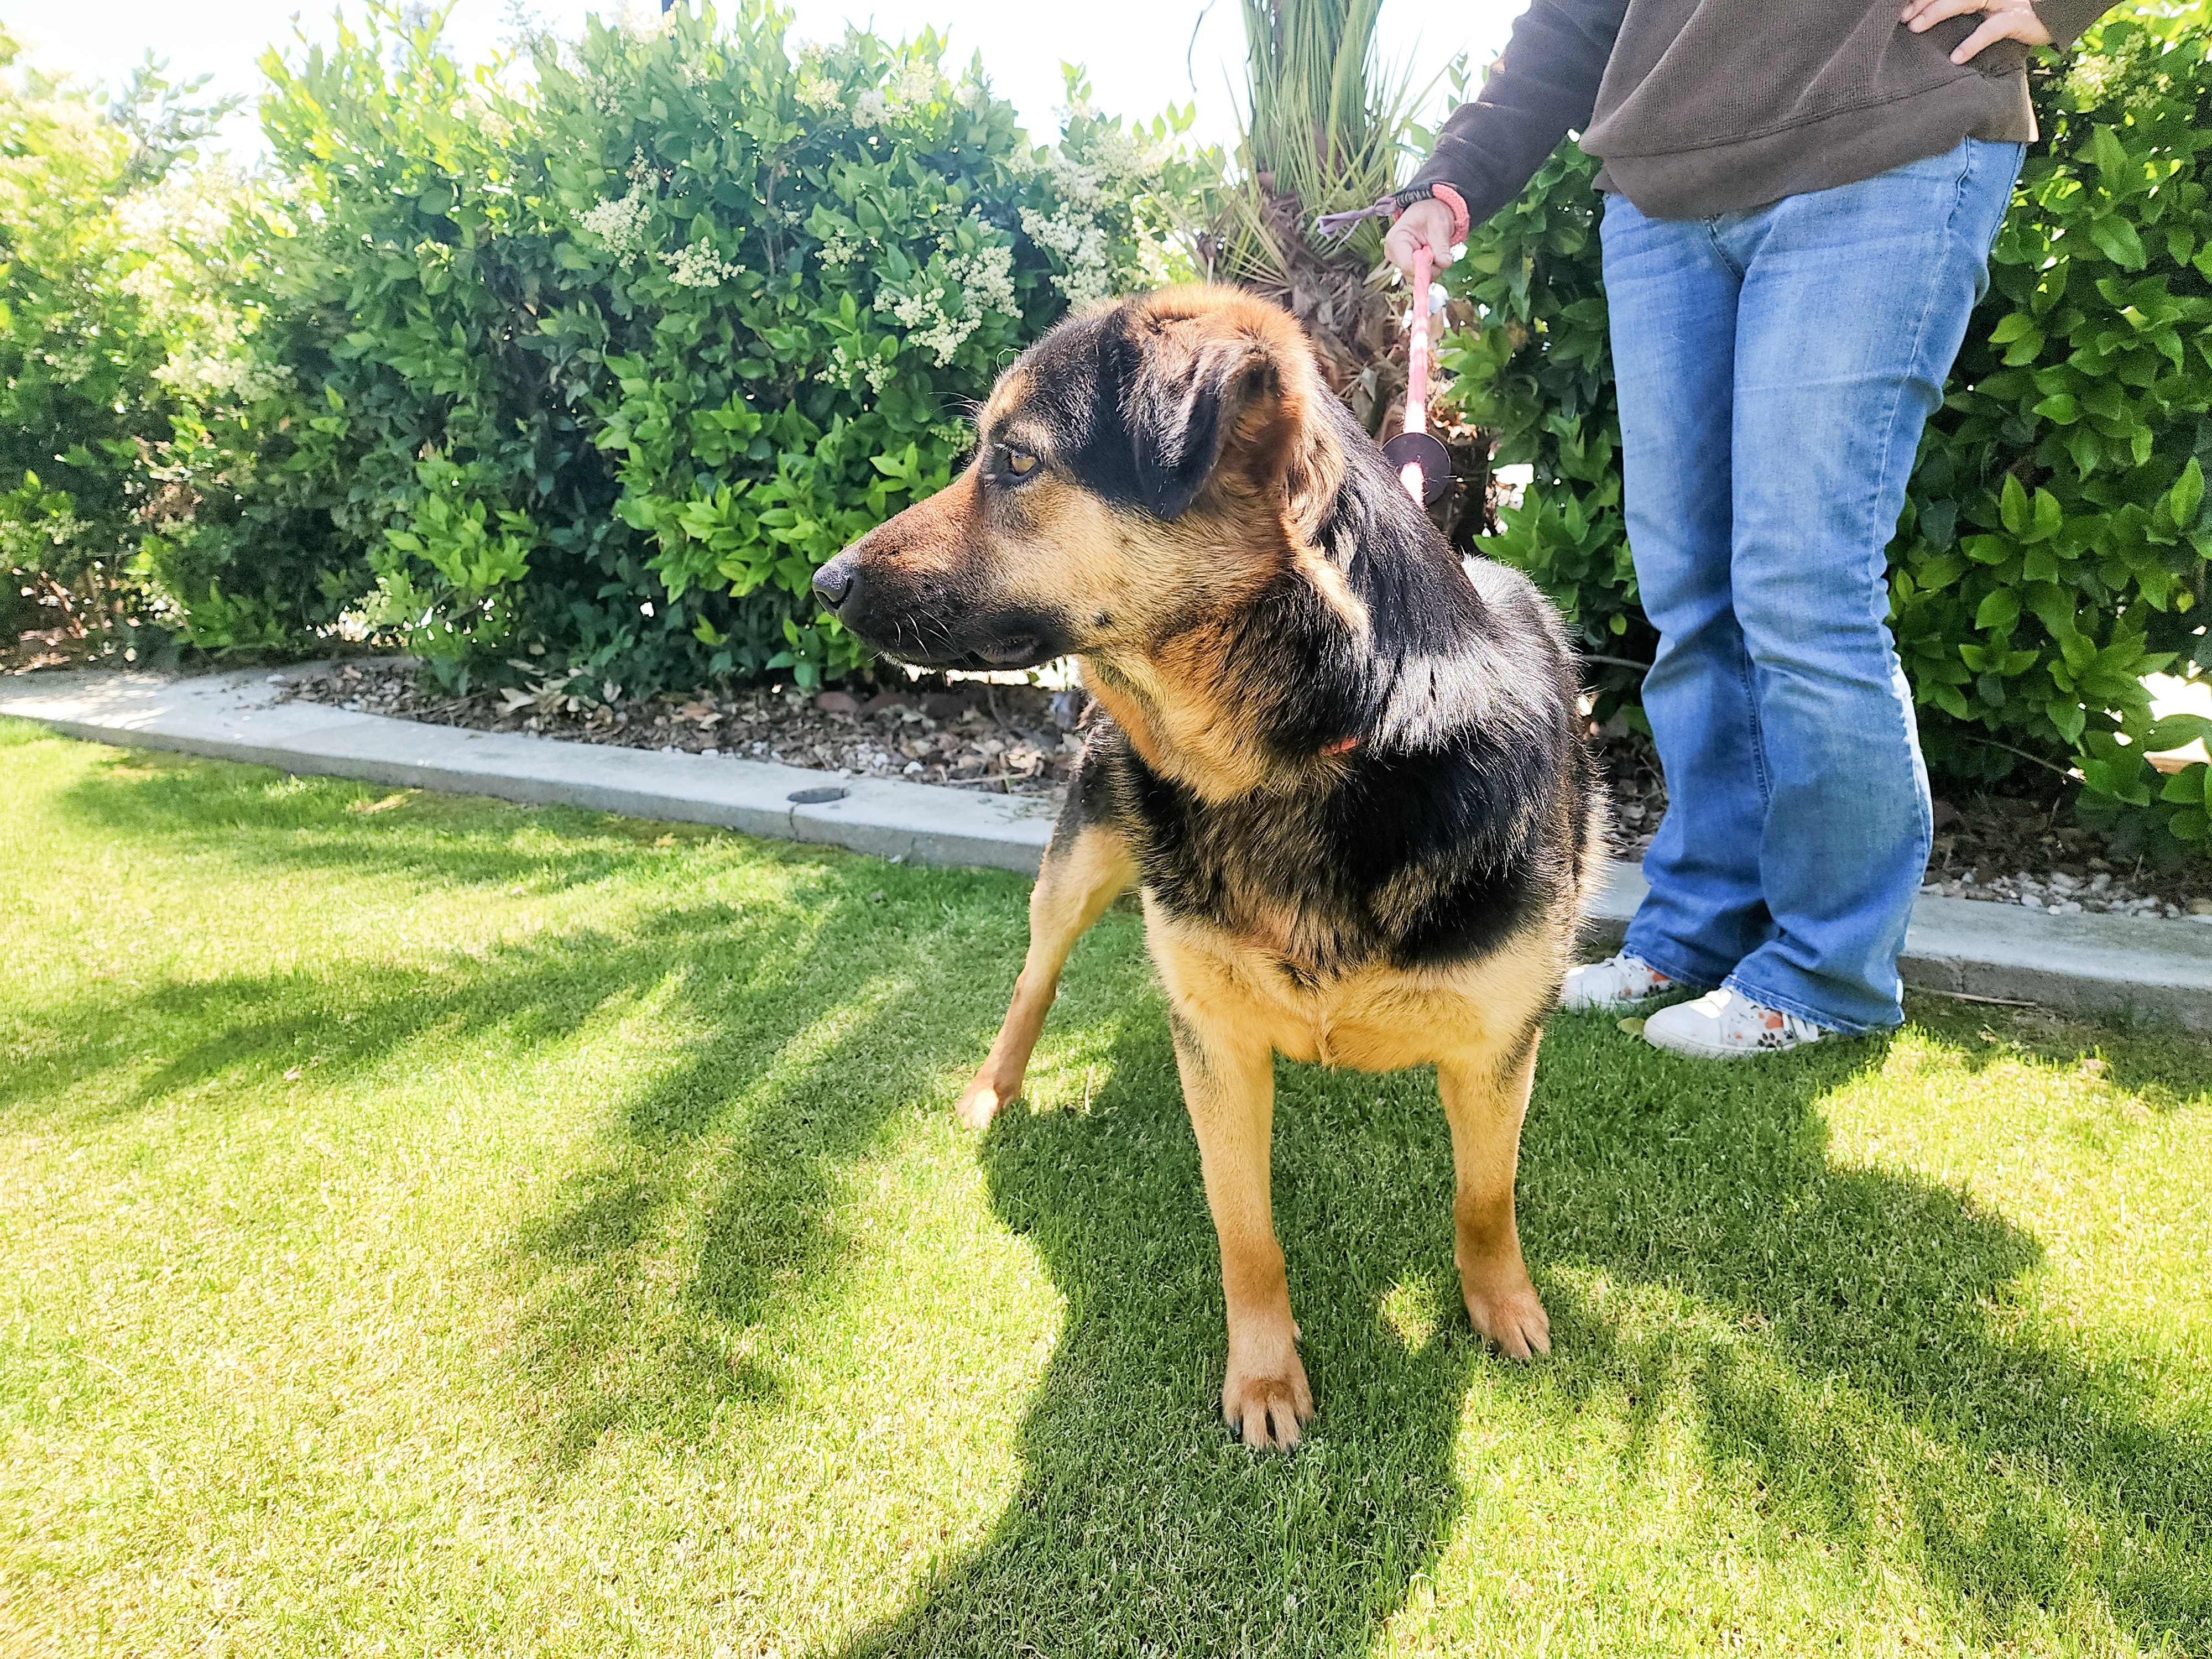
[6,666,2209,1032]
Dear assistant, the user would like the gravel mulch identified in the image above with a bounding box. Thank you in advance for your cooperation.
[275,659,2212,920]
[1919,793,2212,919]
[272,659,1088,796]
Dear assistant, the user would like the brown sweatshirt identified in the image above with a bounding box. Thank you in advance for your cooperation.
[1407,0,2115,223]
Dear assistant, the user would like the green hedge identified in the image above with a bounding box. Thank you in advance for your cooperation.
[0,34,198,655]
[1443,14,2212,855]
[95,3,1207,696]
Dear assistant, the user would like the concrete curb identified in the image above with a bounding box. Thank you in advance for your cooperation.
[5,666,2208,1031]
[0,666,1058,873]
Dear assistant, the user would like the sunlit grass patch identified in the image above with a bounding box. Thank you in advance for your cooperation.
[2,719,2206,1657]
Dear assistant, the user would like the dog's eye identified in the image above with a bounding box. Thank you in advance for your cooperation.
[1004,449,1038,478]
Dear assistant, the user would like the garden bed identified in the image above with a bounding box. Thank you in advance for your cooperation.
[1594,726,2212,919]
[277,659,2212,919]
[272,658,1086,797]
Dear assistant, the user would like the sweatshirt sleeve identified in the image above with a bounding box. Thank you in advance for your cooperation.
[1403,0,1632,231]
[2032,0,2117,51]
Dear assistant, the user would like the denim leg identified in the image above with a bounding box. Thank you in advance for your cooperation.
[1601,195,1765,990]
[1714,138,2023,1033]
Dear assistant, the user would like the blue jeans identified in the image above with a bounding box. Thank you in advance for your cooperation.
[1601,137,2023,1034]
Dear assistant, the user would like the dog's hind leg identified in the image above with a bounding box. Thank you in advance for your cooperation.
[954,819,1135,1129]
[1168,1002,1312,1451]
[1439,1023,1552,1361]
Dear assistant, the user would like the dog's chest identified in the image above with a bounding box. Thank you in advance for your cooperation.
[1141,901,1543,1071]
[1097,732,1548,975]
[1125,785,1421,976]
[1138,787,1337,907]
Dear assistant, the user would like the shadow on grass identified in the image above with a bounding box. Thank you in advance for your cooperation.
[24,742,2211,1653]
[19,742,1035,1469]
[502,922,1003,1468]
[821,1006,2211,1657]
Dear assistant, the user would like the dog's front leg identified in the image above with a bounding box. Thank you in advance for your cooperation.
[1171,1006,1311,1450]
[1439,1031,1551,1360]
[956,820,1134,1129]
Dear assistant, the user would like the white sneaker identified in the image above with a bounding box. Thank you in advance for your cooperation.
[1561,953,1675,1012]
[1642,988,1828,1059]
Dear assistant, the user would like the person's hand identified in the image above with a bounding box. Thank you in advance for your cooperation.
[1384,199,1457,284]
[1900,0,2052,64]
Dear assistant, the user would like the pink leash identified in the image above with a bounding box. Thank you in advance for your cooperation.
[1382,244,1451,507]
[1398,245,1434,503]
[1314,191,1460,508]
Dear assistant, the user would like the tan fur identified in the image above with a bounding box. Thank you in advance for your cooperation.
[1130,898,1565,1442]
[954,822,1136,1129]
[1292,545,1371,638]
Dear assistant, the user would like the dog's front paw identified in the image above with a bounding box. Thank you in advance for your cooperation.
[1222,1343,1313,1451]
[953,1068,1019,1129]
[1463,1274,1552,1361]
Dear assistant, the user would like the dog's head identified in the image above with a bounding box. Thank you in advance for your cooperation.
[812,286,1344,671]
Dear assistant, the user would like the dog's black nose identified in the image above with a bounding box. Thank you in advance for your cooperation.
[812,554,857,610]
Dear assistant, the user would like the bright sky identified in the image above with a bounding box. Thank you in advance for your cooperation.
[6,0,1527,164]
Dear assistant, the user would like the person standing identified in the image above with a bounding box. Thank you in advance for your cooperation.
[1385,0,2114,1058]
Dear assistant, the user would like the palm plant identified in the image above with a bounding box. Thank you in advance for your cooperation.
[1213,0,1428,420]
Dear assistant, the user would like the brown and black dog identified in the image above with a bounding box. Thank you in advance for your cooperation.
[812,286,1601,1449]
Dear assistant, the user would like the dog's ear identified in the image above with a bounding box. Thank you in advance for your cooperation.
[1123,310,1302,521]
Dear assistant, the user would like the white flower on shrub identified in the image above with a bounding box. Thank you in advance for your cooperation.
[2065,30,2176,112]
[581,149,656,259]
[873,218,1016,366]
[1042,124,1166,215]
[1019,206,1115,310]
[891,61,940,112]
[581,192,651,255]
[1019,112,1189,308]
[116,180,231,248]
[818,228,868,270]
[831,340,896,395]
[668,242,741,288]
[114,168,295,405]
[958,77,988,113]
[847,56,942,129]
[797,73,845,116]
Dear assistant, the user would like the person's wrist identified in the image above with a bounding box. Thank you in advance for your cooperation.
[1391,182,1471,246]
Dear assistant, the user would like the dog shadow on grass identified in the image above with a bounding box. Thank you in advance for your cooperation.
[821,998,2210,1657]
[27,747,1050,1469]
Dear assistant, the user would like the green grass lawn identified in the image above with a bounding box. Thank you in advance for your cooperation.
[2,718,2208,1658]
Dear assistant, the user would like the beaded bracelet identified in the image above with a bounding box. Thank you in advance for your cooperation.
[1313,181,1471,244]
